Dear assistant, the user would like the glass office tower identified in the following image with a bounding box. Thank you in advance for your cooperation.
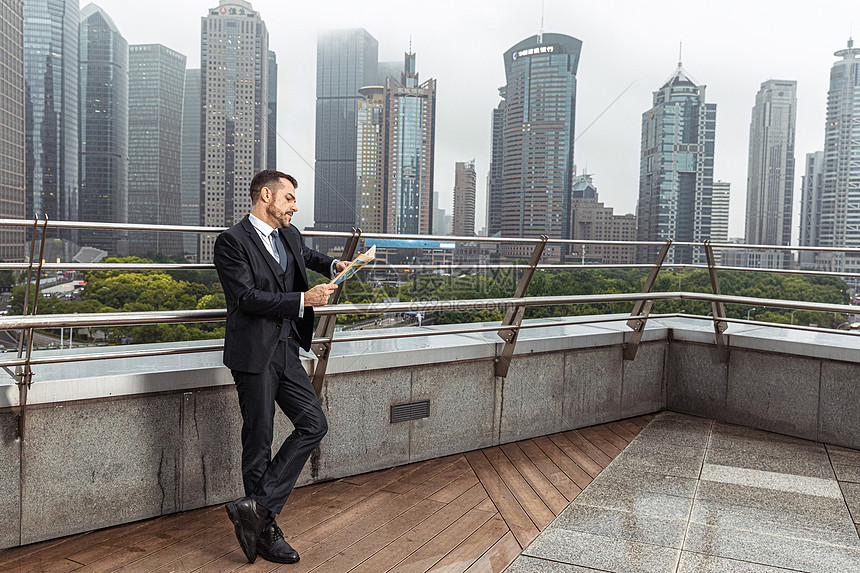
[78,2,128,254]
[24,0,79,242]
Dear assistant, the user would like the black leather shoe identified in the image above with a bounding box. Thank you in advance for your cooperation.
[225,497,269,563]
[257,523,300,564]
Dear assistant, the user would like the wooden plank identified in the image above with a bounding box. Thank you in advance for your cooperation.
[296,459,476,569]
[147,530,237,573]
[515,440,581,502]
[605,420,638,442]
[427,472,480,504]
[386,508,495,573]
[475,498,497,513]
[547,433,604,478]
[92,520,233,573]
[464,451,539,547]
[578,426,623,458]
[295,490,400,547]
[483,447,554,529]
[626,415,651,430]
[382,456,465,494]
[308,499,445,573]
[428,514,509,573]
[463,531,521,573]
[348,483,488,573]
[499,443,569,515]
[618,418,644,436]
[562,429,612,467]
[593,424,630,451]
[531,436,593,491]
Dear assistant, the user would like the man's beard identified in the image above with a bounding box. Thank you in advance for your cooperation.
[266,203,292,228]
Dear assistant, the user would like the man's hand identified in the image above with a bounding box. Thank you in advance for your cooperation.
[305,283,338,306]
[335,260,350,273]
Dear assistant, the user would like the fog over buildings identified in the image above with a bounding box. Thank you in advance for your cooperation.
[20,0,860,247]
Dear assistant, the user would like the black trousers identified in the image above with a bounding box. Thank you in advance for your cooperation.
[231,338,328,517]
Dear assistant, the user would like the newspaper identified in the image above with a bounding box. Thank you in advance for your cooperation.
[330,245,376,285]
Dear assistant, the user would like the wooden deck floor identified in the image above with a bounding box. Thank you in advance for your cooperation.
[0,415,653,573]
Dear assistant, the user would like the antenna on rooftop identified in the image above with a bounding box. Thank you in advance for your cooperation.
[678,42,683,67]
[539,0,545,44]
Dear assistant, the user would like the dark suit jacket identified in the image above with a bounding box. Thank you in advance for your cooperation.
[214,216,335,373]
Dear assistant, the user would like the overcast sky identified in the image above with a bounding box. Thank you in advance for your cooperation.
[92,0,859,240]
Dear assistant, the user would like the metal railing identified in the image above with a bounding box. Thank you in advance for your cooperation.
[3,216,860,437]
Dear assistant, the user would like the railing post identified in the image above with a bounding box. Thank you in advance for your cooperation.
[495,236,548,378]
[623,239,672,361]
[704,241,729,363]
[311,228,362,398]
[15,215,49,439]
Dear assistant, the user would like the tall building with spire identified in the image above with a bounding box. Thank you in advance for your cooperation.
[453,160,476,236]
[1,0,24,262]
[494,33,582,260]
[636,61,716,264]
[24,0,79,240]
[486,98,505,237]
[744,79,796,268]
[383,52,436,235]
[815,39,860,274]
[78,3,128,254]
[199,0,269,262]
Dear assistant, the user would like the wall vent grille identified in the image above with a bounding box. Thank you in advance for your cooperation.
[390,400,430,423]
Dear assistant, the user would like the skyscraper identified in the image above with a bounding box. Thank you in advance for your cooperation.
[312,28,378,252]
[355,85,384,233]
[495,34,582,260]
[637,62,716,265]
[711,180,730,244]
[24,0,79,236]
[383,52,436,235]
[266,49,276,169]
[180,68,201,259]
[1,0,24,262]
[486,98,505,238]
[816,39,860,274]
[745,80,796,267]
[127,43,186,256]
[799,151,824,267]
[199,0,269,262]
[453,160,476,236]
[78,3,128,254]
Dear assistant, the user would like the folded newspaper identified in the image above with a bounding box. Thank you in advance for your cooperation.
[330,245,376,285]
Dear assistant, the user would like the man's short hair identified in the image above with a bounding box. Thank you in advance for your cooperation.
[249,170,298,203]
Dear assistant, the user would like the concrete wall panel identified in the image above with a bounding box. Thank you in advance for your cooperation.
[21,395,182,545]
[726,350,820,440]
[0,411,20,548]
[819,361,860,450]
[563,346,623,428]
[409,360,497,462]
[499,353,565,444]
[667,342,727,419]
[621,341,666,418]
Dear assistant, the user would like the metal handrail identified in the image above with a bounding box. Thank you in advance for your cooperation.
[1,291,857,369]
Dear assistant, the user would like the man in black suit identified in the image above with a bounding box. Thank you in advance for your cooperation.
[214,170,348,564]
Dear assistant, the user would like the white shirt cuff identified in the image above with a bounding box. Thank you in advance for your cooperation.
[298,292,304,318]
[330,259,340,279]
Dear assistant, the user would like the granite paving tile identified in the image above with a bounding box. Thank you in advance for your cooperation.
[704,445,835,480]
[841,482,860,525]
[552,503,688,549]
[827,444,860,483]
[677,551,808,572]
[700,463,842,498]
[588,470,698,499]
[523,528,680,573]
[689,496,860,548]
[505,555,613,572]
[682,522,860,573]
[694,480,852,523]
[571,482,694,521]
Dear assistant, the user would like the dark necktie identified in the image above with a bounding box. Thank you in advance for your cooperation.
[271,230,287,271]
